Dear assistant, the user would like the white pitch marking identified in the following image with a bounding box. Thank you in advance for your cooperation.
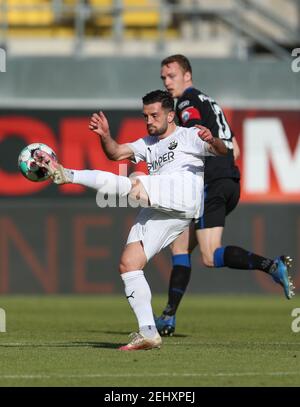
[0,309,6,333]
[0,341,300,346]
[0,371,299,380]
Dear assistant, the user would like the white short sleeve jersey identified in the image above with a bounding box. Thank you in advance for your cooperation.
[127,126,215,176]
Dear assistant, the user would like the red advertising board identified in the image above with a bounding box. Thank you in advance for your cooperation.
[227,109,300,203]
[0,109,299,202]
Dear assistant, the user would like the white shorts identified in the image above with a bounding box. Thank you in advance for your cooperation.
[136,172,203,220]
[126,208,191,261]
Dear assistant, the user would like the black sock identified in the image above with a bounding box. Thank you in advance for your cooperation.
[164,264,191,316]
[223,246,274,273]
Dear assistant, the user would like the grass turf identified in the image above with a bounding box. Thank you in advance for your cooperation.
[0,295,299,387]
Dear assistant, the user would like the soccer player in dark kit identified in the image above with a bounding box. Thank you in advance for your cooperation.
[155,54,295,336]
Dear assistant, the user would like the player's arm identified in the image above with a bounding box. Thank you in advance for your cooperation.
[89,111,134,161]
[232,136,240,161]
[177,96,204,128]
[179,96,226,155]
[197,125,227,156]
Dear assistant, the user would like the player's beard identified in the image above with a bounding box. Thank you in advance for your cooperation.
[147,121,168,136]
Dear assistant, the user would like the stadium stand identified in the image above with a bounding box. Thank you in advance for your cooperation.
[0,0,299,57]
[6,0,54,27]
[88,0,169,39]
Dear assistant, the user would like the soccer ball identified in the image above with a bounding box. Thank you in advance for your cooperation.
[18,143,57,182]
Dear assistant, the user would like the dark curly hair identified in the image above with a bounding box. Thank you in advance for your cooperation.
[142,90,174,111]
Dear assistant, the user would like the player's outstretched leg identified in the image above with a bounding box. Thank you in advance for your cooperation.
[213,246,295,299]
[34,150,149,205]
[34,150,73,184]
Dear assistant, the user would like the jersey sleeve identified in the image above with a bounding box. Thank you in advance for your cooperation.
[126,138,147,163]
[177,91,234,149]
[177,93,208,128]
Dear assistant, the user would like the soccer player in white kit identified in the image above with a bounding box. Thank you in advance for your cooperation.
[34,90,228,350]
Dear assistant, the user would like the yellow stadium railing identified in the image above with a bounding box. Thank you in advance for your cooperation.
[1,0,178,40]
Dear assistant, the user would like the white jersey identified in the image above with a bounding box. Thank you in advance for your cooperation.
[127,126,216,220]
[127,126,214,177]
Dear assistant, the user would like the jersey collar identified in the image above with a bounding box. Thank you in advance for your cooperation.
[182,87,194,96]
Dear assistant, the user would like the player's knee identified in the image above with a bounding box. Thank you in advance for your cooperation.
[128,178,139,198]
[169,238,189,254]
[119,255,143,274]
[201,251,214,267]
[128,179,149,205]
[119,256,134,274]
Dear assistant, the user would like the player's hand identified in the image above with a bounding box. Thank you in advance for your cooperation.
[89,111,110,138]
[195,125,215,144]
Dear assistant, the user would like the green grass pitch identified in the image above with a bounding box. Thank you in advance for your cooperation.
[0,295,299,387]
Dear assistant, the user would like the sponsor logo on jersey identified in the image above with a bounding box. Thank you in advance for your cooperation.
[147,151,175,172]
[178,100,190,110]
[168,140,178,150]
[181,107,201,124]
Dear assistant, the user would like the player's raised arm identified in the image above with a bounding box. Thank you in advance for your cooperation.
[196,125,228,156]
[89,111,134,161]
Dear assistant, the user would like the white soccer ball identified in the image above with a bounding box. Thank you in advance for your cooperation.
[18,143,57,182]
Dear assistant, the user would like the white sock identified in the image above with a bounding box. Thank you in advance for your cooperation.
[72,170,131,197]
[121,270,156,329]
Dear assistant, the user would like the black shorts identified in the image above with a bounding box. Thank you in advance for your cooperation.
[195,178,240,230]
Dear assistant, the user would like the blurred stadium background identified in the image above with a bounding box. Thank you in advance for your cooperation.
[0,0,299,296]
